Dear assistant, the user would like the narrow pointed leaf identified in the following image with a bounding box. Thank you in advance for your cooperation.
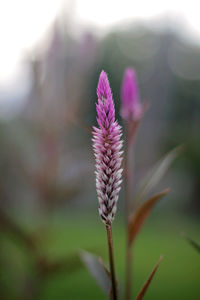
[80,250,111,294]
[98,256,121,300]
[182,232,200,253]
[98,256,111,277]
[129,189,170,245]
[135,256,163,300]
[136,146,181,203]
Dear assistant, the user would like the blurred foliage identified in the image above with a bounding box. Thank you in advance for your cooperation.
[1,214,199,300]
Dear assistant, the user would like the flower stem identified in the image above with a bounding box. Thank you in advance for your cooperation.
[124,122,138,300]
[125,244,133,300]
[106,225,118,300]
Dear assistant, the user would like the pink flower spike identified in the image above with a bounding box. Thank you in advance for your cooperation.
[120,68,142,122]
[93,70,123,225]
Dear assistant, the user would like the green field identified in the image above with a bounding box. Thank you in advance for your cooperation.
[1,212,200,300]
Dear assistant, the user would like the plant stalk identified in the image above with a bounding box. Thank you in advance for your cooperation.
[124,121,138,300]
[106,224,118,300]
[125,243,133,300]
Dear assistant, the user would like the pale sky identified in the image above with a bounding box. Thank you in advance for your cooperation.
[0,0,200,87]
[75,0,200,35]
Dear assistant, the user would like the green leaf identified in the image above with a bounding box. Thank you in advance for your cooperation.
[182,232,200,254]
[129,189,170,245]
[136,146,181,203]
[80,250,111,295]
[135,256,163,300]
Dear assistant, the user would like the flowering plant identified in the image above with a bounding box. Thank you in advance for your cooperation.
[82,68,179,300]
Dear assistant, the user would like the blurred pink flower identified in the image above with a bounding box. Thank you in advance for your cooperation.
[120,68,142,122]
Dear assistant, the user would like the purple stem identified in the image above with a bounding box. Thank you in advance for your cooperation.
[106,225,118,300]
[124,121,139,300]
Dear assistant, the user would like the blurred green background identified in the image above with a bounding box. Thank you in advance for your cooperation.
[0,0,200,299]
